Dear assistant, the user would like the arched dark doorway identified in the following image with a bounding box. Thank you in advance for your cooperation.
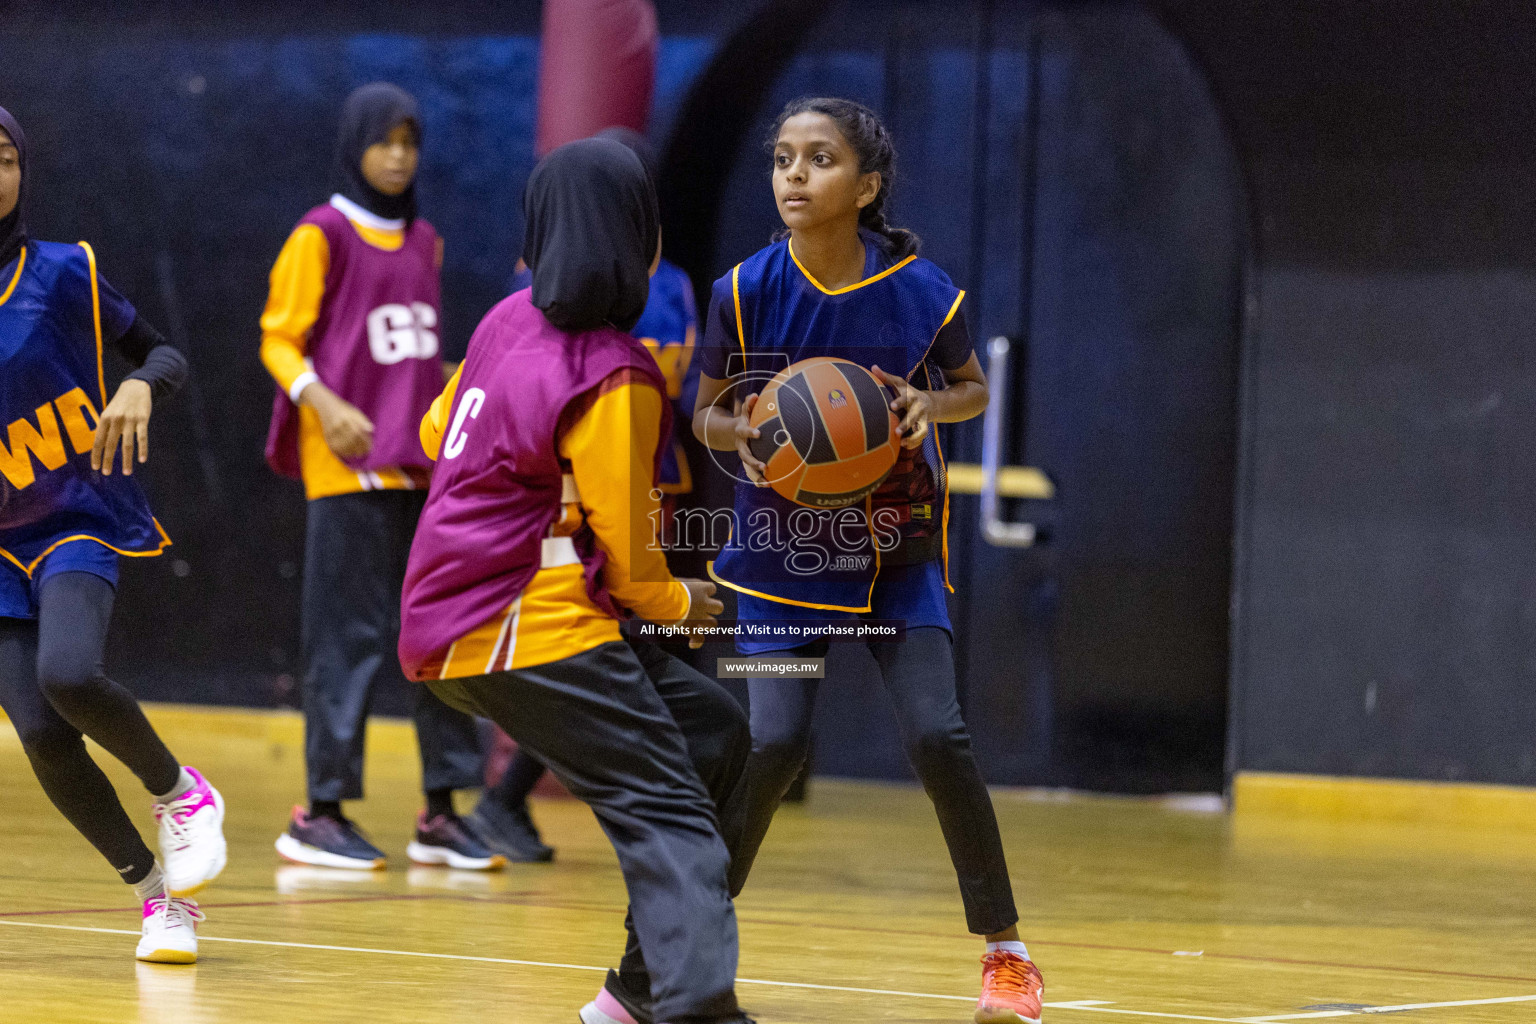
[662,0,1248,792]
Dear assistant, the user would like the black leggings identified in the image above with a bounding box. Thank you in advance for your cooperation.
[0,571,180,884]
[739,626,1019,935]
[430,640,744,1023]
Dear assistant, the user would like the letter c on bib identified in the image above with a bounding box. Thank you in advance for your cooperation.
[443,387,485,460]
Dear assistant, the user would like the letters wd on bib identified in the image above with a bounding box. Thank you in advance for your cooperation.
[0,241,167,583]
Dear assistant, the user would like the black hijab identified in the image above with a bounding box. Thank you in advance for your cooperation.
[332,83,419,224]
[523,137,658,333]
[0,105,27,271]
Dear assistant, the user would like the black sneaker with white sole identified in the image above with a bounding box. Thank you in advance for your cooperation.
[274,806,386,870]
[407,811,507,870]
[467,795,555,863]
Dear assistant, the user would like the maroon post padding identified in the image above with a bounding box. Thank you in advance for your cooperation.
[535,0,658,156]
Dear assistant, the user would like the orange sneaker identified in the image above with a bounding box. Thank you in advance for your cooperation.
[975,951,1044,1024]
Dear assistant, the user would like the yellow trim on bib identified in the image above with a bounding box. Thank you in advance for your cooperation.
[910,289,966,380]
[0,247,25,306]
[0,547,27,576]
[707,560,873,614]
[731,264,746,356]
[912,289,964,593]
[78,242,107,406]
[863,491,882,604]
[932,428,954,593]
[787,239,918,296]
[1,520,172,580]
[938,289,964,331]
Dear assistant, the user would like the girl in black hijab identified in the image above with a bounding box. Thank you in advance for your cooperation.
[261,83,493,873]
[523,135,659,332]
[332,81,420,224]
[403,137,748,1024]
[0,106,27,271]
[471,129,705,870]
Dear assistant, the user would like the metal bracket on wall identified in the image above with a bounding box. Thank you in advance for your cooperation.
[976,335,1044,547]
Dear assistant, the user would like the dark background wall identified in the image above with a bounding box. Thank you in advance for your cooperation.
[2,0,1328,794]
[1,0,712,708]
[1156,2,1536,786]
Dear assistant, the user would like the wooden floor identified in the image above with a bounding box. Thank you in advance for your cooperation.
[2,705,1534,1024]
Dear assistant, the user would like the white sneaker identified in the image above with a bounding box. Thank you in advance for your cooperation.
[154,767,227,896]
[136,894,204,964]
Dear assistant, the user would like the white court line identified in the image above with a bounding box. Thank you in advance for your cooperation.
[22,920,1530,1023]
[1044,1008,1244,1022]
[0,920,970,1004]
[0,918,1263,1021]
[1237,993,1536,1020]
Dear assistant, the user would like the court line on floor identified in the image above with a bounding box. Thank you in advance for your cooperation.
[296,892,1536,988]
[15,919,1533,1023]
[0,894,438,917]
[1136,948,1536,987]
[0,919,1258,1021]
[9,893,1535,990]
[725,920,1536,987]
[1234,993,1536,1020]
[1038,1008,1244,1022]
[400,890,1498,987]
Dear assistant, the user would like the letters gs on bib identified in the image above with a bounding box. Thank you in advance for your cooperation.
[367,302,439,364]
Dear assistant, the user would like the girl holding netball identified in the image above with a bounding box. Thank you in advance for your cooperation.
[0,105,226,963]
[694,96,1044,1024]
[399,137,749,1024]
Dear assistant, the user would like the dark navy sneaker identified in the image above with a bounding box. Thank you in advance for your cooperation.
[274,806,386,870]
[579,969,652,1024]
[406,811,507,871]
[466,795,555,863]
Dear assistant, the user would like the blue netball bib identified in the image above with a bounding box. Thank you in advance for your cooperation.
[708,237,962,612]
[0,242,168,579]
[632,258,699,493]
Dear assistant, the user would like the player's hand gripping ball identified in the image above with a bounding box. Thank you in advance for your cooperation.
[746,357,901,508]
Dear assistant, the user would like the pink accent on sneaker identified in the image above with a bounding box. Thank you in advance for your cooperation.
[142,894,204,927]
[591,986,640,1024]
[154,767,216,830]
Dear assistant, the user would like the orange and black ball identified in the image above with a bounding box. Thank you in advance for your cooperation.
[747,357,900,508]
